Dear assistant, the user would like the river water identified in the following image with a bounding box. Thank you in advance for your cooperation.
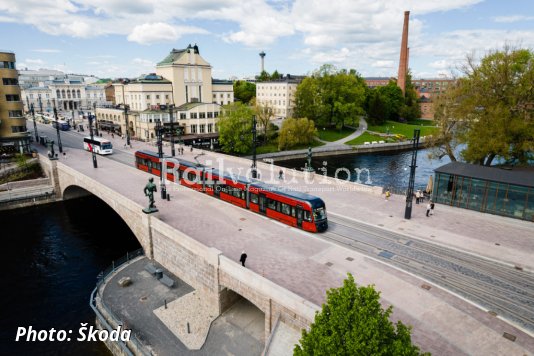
[278,147,451,194]
[0,196,141,355]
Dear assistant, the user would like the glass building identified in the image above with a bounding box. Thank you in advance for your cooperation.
[433,162,534,221]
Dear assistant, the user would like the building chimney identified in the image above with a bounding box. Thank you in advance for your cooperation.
[259,51,266,73]
[397,11,410,96]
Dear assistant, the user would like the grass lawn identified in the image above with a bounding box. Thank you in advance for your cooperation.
[407,118,436,126]
[252,139,325,155]
[345,132,387,146]
[367,120,438,138]
[317,127,356,142]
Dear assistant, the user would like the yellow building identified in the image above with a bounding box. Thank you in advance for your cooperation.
[0,51,30,154]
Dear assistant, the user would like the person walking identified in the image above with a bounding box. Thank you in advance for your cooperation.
[278,169,284,180]
[385,190,391,201]
[426,202,431,217]
[415,190,420,204]
[430,201,435,215]
[239,251,247,267]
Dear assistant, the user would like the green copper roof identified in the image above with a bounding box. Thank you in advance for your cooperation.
[176,102,205,111]
[157,48,187,66]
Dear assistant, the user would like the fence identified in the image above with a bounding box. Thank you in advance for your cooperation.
[90,248,150,356]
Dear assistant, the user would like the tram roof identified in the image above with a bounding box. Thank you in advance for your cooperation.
[250,180,326,208]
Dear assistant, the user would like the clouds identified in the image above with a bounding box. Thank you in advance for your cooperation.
[492,15,534,23]
[127,23,207,45]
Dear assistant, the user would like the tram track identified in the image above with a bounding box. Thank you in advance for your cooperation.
[324,214,534,334]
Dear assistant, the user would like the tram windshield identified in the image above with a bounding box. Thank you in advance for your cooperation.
[313,207,327,221]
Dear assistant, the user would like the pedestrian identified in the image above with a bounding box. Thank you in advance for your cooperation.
[111,133,114,139]
[62,152,66,159]
[190,146,193,152]
[239,251,247,267]
[278,169,284,180]
[426,202,431,217]
[385,190,391,201]
[430,201,435,215]
[415,190,420,204]
[124,143,127,148]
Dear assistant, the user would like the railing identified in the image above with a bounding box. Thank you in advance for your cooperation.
[90,248,150,356]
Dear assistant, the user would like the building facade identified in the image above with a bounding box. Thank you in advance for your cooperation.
[256,75,302,119]
[0,51,30,154]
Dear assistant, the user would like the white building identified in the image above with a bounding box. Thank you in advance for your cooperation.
[255,75,303,119]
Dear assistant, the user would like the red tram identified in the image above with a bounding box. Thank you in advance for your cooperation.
[135,150,328,232]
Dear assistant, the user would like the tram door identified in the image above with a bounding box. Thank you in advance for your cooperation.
[147,160,153,174]
[259,193,267,214]
[296,205,303,228]
[214,181,220,198]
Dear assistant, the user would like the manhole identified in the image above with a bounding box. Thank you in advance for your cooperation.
[495,243,500,246]
[325,262,333,267]
[515,266,523,271]
[421,284,431,290]
[346,257,354,261]
[140,296,148,302]
[488,311,498,317]
[503,332,516,342]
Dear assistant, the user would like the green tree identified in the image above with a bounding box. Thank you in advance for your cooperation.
[294,274,425,356]
[251,98,274,144]
[233,80,256,104]
[217,102,254,154]
[278,118,317,150]
[256,70,271,82]
[294,77,322,122]
[432,47,534,165]
[366,82,405,125]
[271,70,281,80]
[399,73,422,121]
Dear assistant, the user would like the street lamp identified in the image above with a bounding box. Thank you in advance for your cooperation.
[155,120,167,199]
[30,104,39,142]
[52,99,63,153]
[88,114,98,168]
[169,105,175,157]
[251,115,258,179]
[93,102,99,136]
[123,104,131,146]
[404,129,421,219]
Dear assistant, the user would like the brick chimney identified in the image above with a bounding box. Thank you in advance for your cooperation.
[397,11,410,96]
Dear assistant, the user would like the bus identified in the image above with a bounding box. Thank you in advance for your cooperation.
[52,120,70,131]
[83,136,113,155]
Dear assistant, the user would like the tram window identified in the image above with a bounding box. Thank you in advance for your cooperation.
[291,207,296,217]
[147,161,152,169]
[187,172,197,181]
[250,193,258,204]
[220,185,228,194]
[303,210,312,222]
[267,198,277,210]
[281,203,291,215]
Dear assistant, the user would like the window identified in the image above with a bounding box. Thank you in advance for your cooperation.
[190,112,197,119]
[1,61,16,69]
[180,113,186,119]
[8,110,23,117]
[11,126,27,133]
[199,112,206,118]
[208,123,213,133]
[156,95,160,99]
[227,93,230,98]
[191,124,197,133]
[2,78,18,85]
[303,210,312,222]
[207,112,213,118]
[5,94,20,101]
[199,124,205,133]
[267,198,277,210]
[214,112,219,118]
[281,203,291,215]
[165,95,169,99]
[250,193,258,204]
[146,95,150,99]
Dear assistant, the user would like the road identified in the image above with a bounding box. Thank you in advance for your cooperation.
[30,121,534,335]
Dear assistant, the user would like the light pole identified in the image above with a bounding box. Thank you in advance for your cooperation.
[155,120,167,199]
[93,102,99,136]
[88,114,98,168]
[52,99,63,153]
[124,104,130,146]
[30,104,39,142]
[251,115,258,179]
[38,95,43,114]
[404,129,420,219]
[169,105,175,157]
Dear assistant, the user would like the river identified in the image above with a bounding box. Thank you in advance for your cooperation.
[0,196,141,355]
[277,147,451,194]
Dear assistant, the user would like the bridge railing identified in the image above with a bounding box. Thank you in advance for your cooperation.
[90,248,150,356]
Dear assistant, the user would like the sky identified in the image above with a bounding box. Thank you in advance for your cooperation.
[1,0,534,80]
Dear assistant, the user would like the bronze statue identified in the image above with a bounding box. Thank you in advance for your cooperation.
[143,177,159,214]
[306,146,313,172]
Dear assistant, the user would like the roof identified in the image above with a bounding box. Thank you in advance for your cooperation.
[134,73,171,83]
[250,180,326,208]
[175,102,205,111]
[212,79,233,85]
[435,162,534,188]
[157,48,188,66]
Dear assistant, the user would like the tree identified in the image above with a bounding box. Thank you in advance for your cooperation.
[294,77,322,122]
[431,47,534,165]
[366,82,405,125]
[278,118,317,150]
[294,274,425,356]
[233,80,256,104]
[217,102,254,154]
[251,98,274,144]
[399,73,421,121]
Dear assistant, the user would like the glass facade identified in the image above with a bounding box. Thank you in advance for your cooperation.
[433,172,533,221]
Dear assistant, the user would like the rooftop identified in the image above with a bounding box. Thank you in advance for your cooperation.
[435,161,534,188]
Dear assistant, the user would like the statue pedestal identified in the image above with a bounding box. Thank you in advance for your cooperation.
[143,207,159,214]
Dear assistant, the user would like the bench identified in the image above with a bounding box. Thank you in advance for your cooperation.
[364,142,370,145]
[379,140,385,144]
[160,274,175,288]
[144,263,157,275]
